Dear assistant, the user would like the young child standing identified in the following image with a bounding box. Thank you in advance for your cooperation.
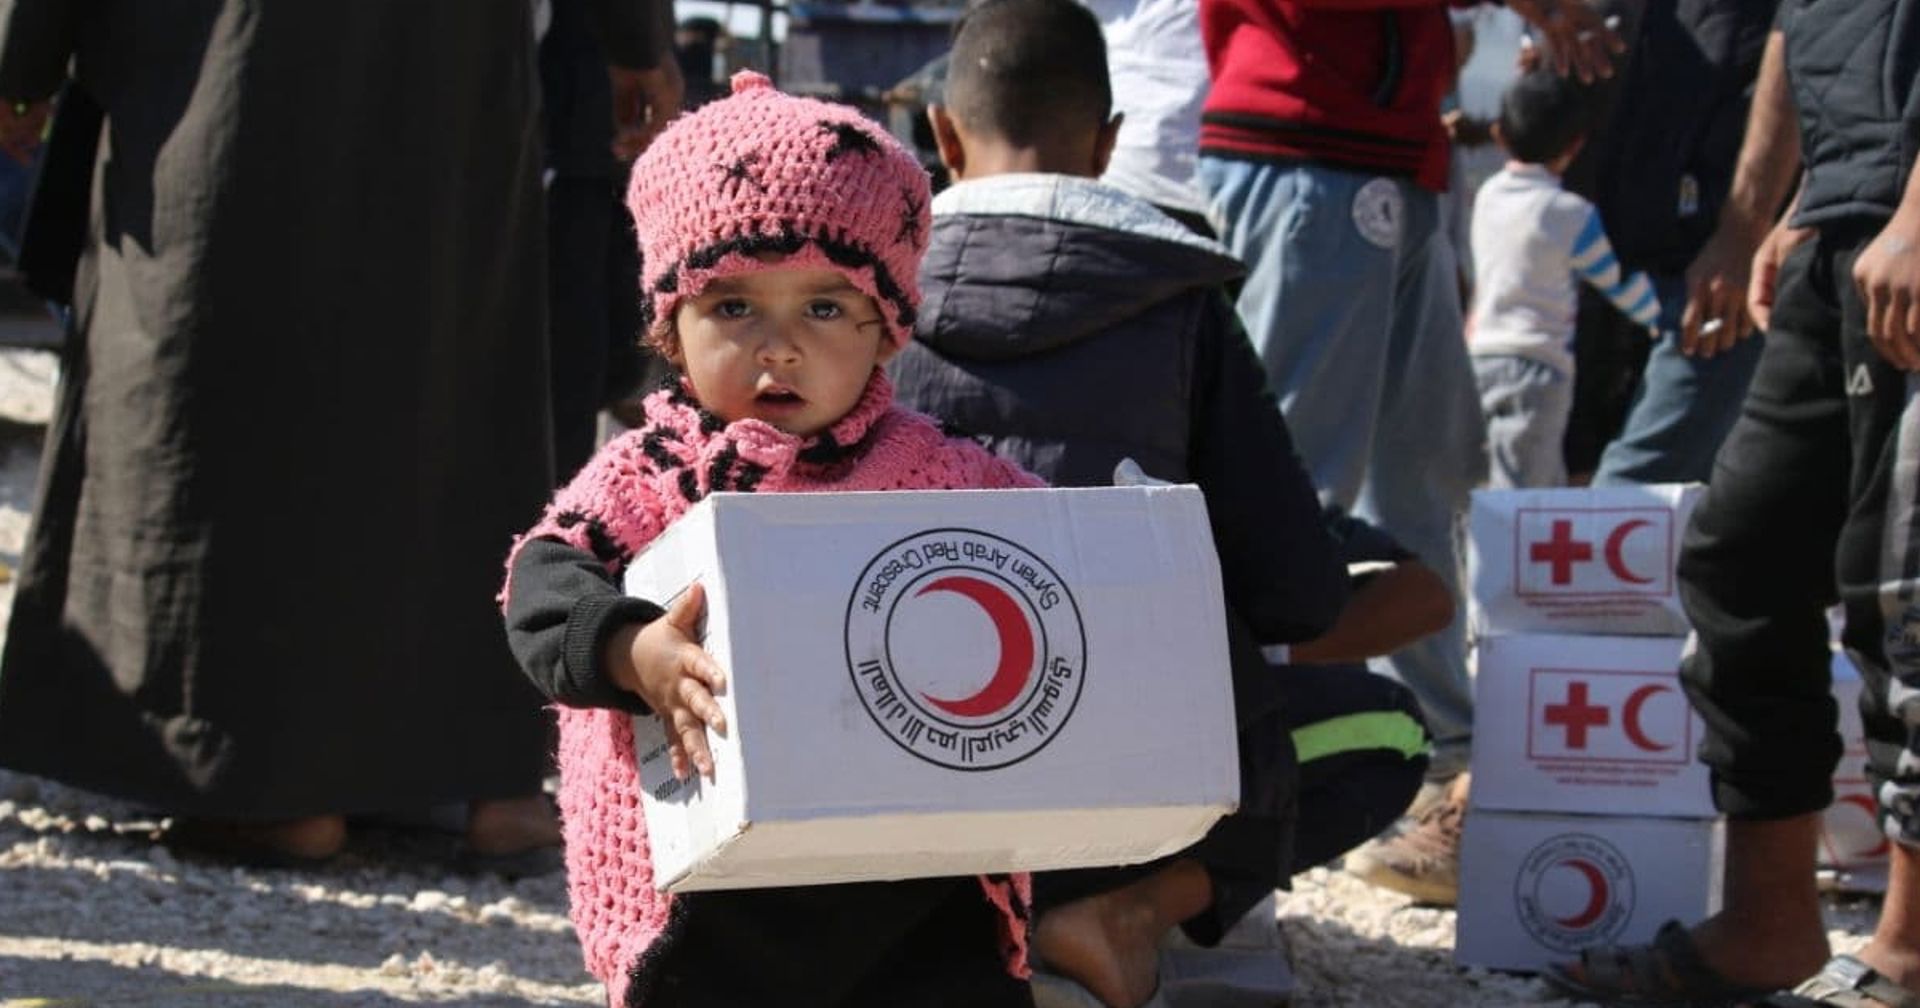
[1469,70,1660,488]
[501,72,1041,1008]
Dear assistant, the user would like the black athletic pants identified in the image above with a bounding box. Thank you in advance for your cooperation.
[630,876,1033,1008]
[1677,221,1920,847]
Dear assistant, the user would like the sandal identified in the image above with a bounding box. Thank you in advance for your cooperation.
[1763,956,1920,1008]
[1542,919,1774,1007]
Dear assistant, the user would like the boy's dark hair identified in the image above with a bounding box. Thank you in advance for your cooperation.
[945,0,1111,145]
[1498,70,1593,164]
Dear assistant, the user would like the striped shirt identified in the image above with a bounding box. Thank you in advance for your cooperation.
[1468,163,1660,375]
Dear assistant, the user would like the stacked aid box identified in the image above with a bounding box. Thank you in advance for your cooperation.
[1454,485,1724,972]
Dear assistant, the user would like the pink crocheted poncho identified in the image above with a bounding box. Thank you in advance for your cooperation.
[508,370,1041,1006]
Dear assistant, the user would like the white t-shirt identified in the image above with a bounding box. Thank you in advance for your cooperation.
[1468,163,1660,375]
[1084,0,1210,215]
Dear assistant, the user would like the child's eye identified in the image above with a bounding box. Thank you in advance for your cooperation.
[715,299,751,319]
[805,299,844,321]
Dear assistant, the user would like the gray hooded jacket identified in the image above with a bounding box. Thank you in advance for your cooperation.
[890,173,1346,648]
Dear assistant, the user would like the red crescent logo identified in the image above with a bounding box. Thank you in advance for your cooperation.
[1604,519,1657,585]
[1553,858,1611,929]
[915,575,1035,718]
[1838,795,1892,859]
[1622,684,1674,752]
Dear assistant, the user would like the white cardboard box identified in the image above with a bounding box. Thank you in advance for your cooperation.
[621,486,1240,892]
[1471,634,1714,818]
[1821,648,1890,886]
[1456,811,1723,973]
[1469,485,1702,638]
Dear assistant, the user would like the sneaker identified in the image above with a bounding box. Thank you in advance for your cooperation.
[1343,773,1468,906]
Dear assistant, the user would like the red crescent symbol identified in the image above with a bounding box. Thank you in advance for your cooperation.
[916,576,1035,718]
[1604,519,1657,585]
[1838,795,1892,859]
[1622,685,1674,752]
[1553,858,1611,929]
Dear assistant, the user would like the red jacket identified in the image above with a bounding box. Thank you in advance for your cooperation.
[1200,0,1460,190]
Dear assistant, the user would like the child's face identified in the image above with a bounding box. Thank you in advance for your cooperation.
[670,264,897,438]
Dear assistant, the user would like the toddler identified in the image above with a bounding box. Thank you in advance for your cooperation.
[1469,70,1660,488]
[502,72,1040,1008]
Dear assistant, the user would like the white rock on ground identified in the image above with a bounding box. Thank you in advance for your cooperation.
[0,346,1881,1006]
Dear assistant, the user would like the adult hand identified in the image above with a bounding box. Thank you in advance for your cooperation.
[0,101,49,166]
[1746,220,1815,334]
[1507,0,1625,83]
[1679,223,1761,358]
[606,582,730,780]
[1442,109,1492,148]
[611,59,685,162]
[1853,212,1920,371]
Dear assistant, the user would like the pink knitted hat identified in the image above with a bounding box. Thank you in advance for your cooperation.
[626,71,932,348]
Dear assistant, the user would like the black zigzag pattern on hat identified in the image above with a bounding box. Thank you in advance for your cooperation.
[640,226,916,335]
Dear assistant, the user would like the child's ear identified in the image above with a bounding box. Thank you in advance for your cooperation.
[874,333,903,366]
[927,104,966,181]
[1490,120,1508,154]
[651,323,685,369]
[1092,112,1124,178]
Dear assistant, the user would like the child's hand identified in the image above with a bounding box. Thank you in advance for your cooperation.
[606,583,730,780]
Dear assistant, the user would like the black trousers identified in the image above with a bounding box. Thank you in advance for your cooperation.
[629,876,1034,1008]
[546,175,648,481]
[1677,222,1920,846]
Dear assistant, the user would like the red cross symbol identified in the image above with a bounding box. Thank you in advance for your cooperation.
[1530,519,1594,585]
[1544,682,1611,749]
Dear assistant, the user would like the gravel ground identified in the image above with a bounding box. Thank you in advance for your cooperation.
[0,346,1881,1006]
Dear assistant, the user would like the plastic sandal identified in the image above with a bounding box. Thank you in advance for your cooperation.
[1763,956,1920,1008]
[1542,919,1774,1007]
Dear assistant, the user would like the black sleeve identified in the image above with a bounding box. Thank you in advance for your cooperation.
[588,0,669,70]
[505,537,664,713]
[0,0,81,100]
[1188,293,1349,644]
[1322,505,1417,566]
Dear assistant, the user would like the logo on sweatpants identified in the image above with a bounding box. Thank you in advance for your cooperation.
[1514,508,1675,597]
[1352,177,1403,250]
[1515,833,1636,952]
[1848,364,1875,398]
[845,528,1086,770]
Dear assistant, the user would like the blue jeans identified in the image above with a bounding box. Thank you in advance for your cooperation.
[1592,274,1765,486]
[1199,157,1484,777]
[0,146,38,262]
[1474,354,1572,489]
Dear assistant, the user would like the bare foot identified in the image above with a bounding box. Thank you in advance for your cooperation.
[1846,841,1920,1005]
[466,795,561,856]
[1683,814,1830,990]
[1684,909,1829,990]
[1850,942,1920,1007]
[1033,860,1211,1008]
[167,813,348,864]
